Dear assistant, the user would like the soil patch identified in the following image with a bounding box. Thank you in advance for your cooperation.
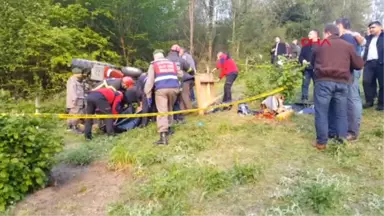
[13,161,129,216]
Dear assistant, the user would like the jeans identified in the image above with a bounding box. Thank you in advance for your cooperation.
[314,81,348,145]
[347,70,363,136]
[301,69,315,100]
[190,82,196,101]
[223,73,238,103]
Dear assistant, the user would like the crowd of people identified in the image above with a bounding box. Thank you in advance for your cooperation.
[66,45,239,144]
[270,19,383,150]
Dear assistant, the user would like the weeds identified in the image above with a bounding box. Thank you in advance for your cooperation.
[267,168,350,215]
[57,137,116,165]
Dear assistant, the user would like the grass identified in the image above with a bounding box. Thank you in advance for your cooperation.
[14,79,383,216]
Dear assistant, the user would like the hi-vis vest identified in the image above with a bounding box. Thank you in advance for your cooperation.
[152,59,179,90]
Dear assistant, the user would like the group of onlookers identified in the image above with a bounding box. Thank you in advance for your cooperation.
[271,19,383,150]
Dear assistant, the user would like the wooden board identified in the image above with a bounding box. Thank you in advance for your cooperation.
[195,73,217,115]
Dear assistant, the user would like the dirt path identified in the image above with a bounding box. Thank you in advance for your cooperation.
[13,162,129,216]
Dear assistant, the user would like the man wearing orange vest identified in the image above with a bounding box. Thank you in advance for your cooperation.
[144,49,183,145]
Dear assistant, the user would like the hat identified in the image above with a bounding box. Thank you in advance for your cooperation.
[153,49,164,55]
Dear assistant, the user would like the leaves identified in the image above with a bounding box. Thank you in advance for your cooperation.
[0,115,64,211]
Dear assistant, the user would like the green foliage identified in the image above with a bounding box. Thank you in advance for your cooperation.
[0,115,64,211]
[243,57,303,101]
[57,137,116,166]
[268,168,350,215]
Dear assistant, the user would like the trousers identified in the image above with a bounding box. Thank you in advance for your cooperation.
[363,60,383,106]
[223,73,238,103]
[314,81,348,145]
[155,88,179,133]
[84,92,114,139]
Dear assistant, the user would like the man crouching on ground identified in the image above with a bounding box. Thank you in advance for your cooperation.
[311,24,364,150]
[144,49,183,145]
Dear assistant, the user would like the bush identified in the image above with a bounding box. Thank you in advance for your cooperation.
[242,56,304,102]
[0,115,64,211]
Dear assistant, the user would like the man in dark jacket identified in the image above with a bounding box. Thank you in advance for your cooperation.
[167,44,193,124]
[299,30,319,102]
[334,18,363,141]
[362,21,384,111]
[270,37,287,64]
[311,24,364,150]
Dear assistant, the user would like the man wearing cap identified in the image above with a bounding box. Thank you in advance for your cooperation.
[167,44,193,124]
[144,49,183,145]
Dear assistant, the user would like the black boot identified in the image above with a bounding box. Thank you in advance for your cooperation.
[154,132,168,145]
[363,102,374,109]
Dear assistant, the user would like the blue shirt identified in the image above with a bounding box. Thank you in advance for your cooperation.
[340,33,359,55]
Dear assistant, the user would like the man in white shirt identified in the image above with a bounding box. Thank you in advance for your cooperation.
[362,21,384,111]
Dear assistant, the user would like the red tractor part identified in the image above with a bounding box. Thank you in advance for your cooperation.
[104,66,124,79]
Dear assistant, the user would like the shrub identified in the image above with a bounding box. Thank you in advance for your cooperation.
[0,115,64,211]
[243,57,303,102]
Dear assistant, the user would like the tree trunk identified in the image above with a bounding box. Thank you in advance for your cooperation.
[208,0,214,63]
[120,36,129,65]
[189,0,195,56]
[231,0,236,55]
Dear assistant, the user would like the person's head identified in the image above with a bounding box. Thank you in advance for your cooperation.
[121,76,135,89]
[179,47,185,56]
[335,18,351,34]
[170,44,181,53]
[368,21,382,36]
[217,51,224,60]
[308,29,319,40]
[292,39,298,45]
[275,37,280,43]
[323,24,339,38]
[153,49,165,60]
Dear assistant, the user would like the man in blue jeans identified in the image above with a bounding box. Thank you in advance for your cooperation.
[334,18,367,141]
[311,24,364,150]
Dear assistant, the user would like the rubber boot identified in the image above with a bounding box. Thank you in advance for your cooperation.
[154,132,168,145]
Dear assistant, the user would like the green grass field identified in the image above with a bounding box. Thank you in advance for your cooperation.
[8,80,384,216]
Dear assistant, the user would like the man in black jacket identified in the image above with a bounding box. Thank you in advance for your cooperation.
[167,44,193,124]
[363,21,384,111]
[299,30,319,102]
[270,37,287,64]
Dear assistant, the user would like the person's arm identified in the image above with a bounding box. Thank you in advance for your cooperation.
[310,47,317,68]
[351,31,366,46]
[112,91,124,114]
[144,64,155,99]
[298,47,305,64]
[349,46,364,70]
[217,58,226,79]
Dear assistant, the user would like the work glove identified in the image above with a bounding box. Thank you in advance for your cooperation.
[147,98,152,108]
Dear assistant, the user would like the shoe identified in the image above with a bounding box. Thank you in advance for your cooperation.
[346,133,358,142]
[154,132,168,145]
[363,102,374,109]
[376,105,384,111]
[176,119,186,125]
[167,127,175,136]
[328,134,336,139]
[312,141,327,150]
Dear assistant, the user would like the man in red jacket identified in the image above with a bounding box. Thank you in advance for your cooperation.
[84,88,125,140]
[215,52,239,103]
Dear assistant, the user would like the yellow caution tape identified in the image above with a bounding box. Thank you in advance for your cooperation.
[0,87,285,119]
